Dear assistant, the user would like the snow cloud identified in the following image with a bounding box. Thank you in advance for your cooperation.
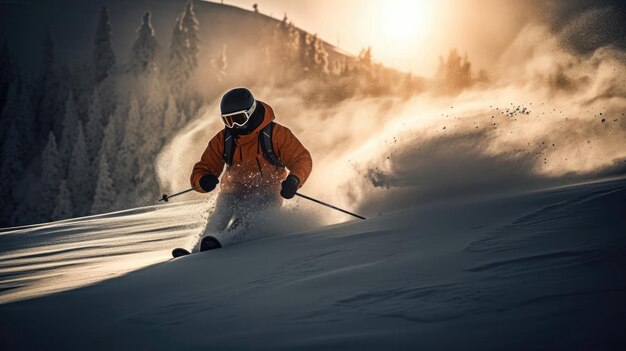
[157,10,626,224]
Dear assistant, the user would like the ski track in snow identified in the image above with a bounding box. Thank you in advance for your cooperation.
[0,177,625,350]
[0,201,204,303]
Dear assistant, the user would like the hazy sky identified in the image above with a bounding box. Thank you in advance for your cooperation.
[220,0,541,76]
[219,0,624,77]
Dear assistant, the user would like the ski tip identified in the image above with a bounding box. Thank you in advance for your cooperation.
[200,236,222,251]
[172,248,191,258]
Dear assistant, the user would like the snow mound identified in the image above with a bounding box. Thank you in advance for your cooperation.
[1,177,625,350]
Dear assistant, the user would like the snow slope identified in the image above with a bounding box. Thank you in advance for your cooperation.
[1,177,625,350]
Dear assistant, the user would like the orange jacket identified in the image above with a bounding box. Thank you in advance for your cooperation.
[190,101,312,196]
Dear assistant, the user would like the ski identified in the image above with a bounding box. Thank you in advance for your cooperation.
[171,236,222,258]
[172,248,191,258]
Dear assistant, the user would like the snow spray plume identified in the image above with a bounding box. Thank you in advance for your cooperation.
[156,7,626,227]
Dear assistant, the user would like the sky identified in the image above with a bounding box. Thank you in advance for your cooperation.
[218,0,625,77]
[219,0,541,76]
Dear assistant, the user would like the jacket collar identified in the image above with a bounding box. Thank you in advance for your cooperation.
[234,101,275,144]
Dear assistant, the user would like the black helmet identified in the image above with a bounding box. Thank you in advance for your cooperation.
[220,87,255,115]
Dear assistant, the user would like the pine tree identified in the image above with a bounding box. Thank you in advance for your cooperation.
[67,122,91,216]
[437,49,472,94]
[33,29,63,141]
[51,180,73,221]
[167,0,201,95]
[109,103,126,152]
[97,76,117,127]
[358,47,372,67]
[211,45,228,82]
[0,122,23,226]
[287,22,300,67]
[162,94,180,141]
[167,14,187,93]
[1,75,36,160]
[99,115,119,168]
[139,83,165,159]
[181,0,200,69]
[60,92,79,168]
[130,11,158,76]
[93,6,116,84]
[85,86,105,160]
[312,34,329,75]
[0,83,19,137]
[68,61,95,125]
[114,96,141,193]
[91,152,116,215]
[0,39,15,114]
[39,132,62,220]
[299,32,314,73]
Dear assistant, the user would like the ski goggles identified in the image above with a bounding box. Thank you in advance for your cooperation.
[221,100,257,128]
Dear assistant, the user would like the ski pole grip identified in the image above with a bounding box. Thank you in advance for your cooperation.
[158,186,200,203]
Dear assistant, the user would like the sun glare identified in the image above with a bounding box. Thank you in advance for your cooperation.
[353,0,438,73]
[377,0,432,44]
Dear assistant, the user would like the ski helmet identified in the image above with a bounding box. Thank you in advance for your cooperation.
[221,88,255,114]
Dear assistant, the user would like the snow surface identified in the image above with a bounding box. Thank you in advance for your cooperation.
[1,177,625,350]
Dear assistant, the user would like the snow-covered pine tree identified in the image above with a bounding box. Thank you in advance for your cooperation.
[69,61,95,125]
[99,115,119,169]
[286,21,301,70]
[67,122,91,216]
[16,79,36,157]
[211,45,228,83]
[181,0,200,70]
[0,121,23,226]
[162,94,180,141]
[312,34,329,75]
[139,81,165,159]
[91,152,116,215]
[85,86,106,161]
[59,92,79,168]
[270,15,290,80]
[1,77,34,158]
[114,96,141,194]
[33,29,64,141]
[299,31,314,74]
[51,180,73,221]
[167,14,187,94]
[93,6,116,84]
[167,0,201,97]
[129,11,158,76]
[97,76,117,128]
[109,102,126,151]
[39,132,62,220]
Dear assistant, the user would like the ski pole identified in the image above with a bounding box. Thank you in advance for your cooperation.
[295,192,366,220]
[159,186,200,202]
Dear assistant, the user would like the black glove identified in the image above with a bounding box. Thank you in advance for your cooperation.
[280,175,300,199]
[199,174,219,192]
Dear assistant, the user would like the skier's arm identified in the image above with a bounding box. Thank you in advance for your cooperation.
[274,125,312,187]
[190,131,225,193]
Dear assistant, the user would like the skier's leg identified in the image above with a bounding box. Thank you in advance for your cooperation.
[210,192,238,232]
[192,192,236,252]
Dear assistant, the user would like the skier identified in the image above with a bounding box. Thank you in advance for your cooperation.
[190,87,313,241]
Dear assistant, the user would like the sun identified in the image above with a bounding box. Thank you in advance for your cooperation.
[377,0,432,44]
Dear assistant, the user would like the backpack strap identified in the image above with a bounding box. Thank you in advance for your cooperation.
[259,122,284,167]
[223,128,235,165]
